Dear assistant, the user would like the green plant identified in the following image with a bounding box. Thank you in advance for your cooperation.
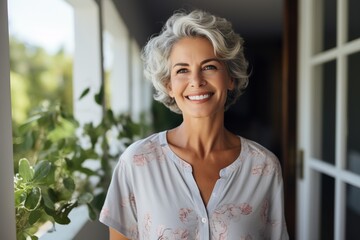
[14,93,144,239]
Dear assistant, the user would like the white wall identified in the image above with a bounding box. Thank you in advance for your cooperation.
[0,0,16,239]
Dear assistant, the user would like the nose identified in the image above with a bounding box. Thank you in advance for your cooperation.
[190,70,206,87]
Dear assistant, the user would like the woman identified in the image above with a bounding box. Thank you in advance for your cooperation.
[100,9,289,240]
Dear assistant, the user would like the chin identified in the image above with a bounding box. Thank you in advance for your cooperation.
[183,108,224,119]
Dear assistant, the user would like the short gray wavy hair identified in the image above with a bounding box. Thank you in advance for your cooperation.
[141,9,249,114]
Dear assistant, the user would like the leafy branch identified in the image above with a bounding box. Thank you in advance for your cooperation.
[14,88,144,240]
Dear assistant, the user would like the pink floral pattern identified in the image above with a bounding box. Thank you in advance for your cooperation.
[179,208,198,223]
[151,208,199,239]
[133,154,150,166]
[121,193,136,210]
[239,203,253,215]
[156,226,189,240]
[251,156,280,176]
[261,198,269,224]
[133,141,165,166]
[143,213,152,239]
[261,198,280,228]
[127,224,139,240]
[100,207,110,217]
[211,203,253,239]
[248,144,266,158]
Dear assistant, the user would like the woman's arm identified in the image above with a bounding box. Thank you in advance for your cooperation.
[109,227,130,240]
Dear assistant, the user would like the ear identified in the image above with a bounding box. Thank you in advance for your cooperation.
[227,77,235,91]
[166,82,174,97]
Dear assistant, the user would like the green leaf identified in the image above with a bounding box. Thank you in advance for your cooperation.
[23,130,35,150]
[33,161,51,182]
[16,231,27,240]
[53,202,77,225]
[47,120,76,142]
[44,164,56,185]
[78,192,94,204]
[24,187,41,211]
[78,167,97,176]
[87,203,97,221]
[92,193,106,211]
[29,209,42,225]
[21,113,43,126]
[44,205,56,216]
[47,188,58,203]
[57,138,66,149]
[18,158,34,182]
[14,189,27,207]
[63,177,75,192]
[79,87,90,100]
[30,236,39,240]
[106,109,115,123]
[94,84,104,105]
[43,139,52,150]
[53,214,71,225]
[42,190,55,210]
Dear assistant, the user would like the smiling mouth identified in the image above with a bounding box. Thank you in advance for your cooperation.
[186,93,213,101]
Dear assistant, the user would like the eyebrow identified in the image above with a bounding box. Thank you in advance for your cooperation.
[172,58,221,68]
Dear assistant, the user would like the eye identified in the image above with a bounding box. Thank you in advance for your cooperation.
[176,68,188,74]
[202,65,217,71]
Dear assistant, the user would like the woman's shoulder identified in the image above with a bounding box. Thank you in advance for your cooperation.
[122,131,162,154]
[240,137,282,176]
[241,137,278,161]
[119,131,166,165]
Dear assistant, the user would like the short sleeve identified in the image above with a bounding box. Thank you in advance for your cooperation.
[99,156,138,238]
[266,165,289,240]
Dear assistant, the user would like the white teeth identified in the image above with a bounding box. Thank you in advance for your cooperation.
[187,94,210,100]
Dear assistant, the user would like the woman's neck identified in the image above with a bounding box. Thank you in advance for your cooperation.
[168,116,234,158]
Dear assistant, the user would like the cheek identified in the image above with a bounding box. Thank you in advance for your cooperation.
[218,79,232,92]
[167,79,184,96]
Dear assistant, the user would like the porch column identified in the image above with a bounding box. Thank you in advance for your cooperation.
[131,40,152,122]
[0,0,16,239]
[67,0,103,125]
[103,0,131,115]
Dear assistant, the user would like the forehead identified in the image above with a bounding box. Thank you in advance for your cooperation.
[170,37,216,61]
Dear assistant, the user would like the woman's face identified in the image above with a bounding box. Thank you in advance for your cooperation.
[168,37,234,118]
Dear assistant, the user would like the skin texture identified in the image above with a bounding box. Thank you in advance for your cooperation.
[108,37,241,239]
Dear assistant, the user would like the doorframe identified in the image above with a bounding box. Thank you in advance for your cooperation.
[282,0,298,239]
[296,0,360,239]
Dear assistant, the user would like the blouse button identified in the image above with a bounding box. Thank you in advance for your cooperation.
[201,217,207,223]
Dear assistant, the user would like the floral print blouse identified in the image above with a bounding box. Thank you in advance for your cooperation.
[99,131,289,239]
